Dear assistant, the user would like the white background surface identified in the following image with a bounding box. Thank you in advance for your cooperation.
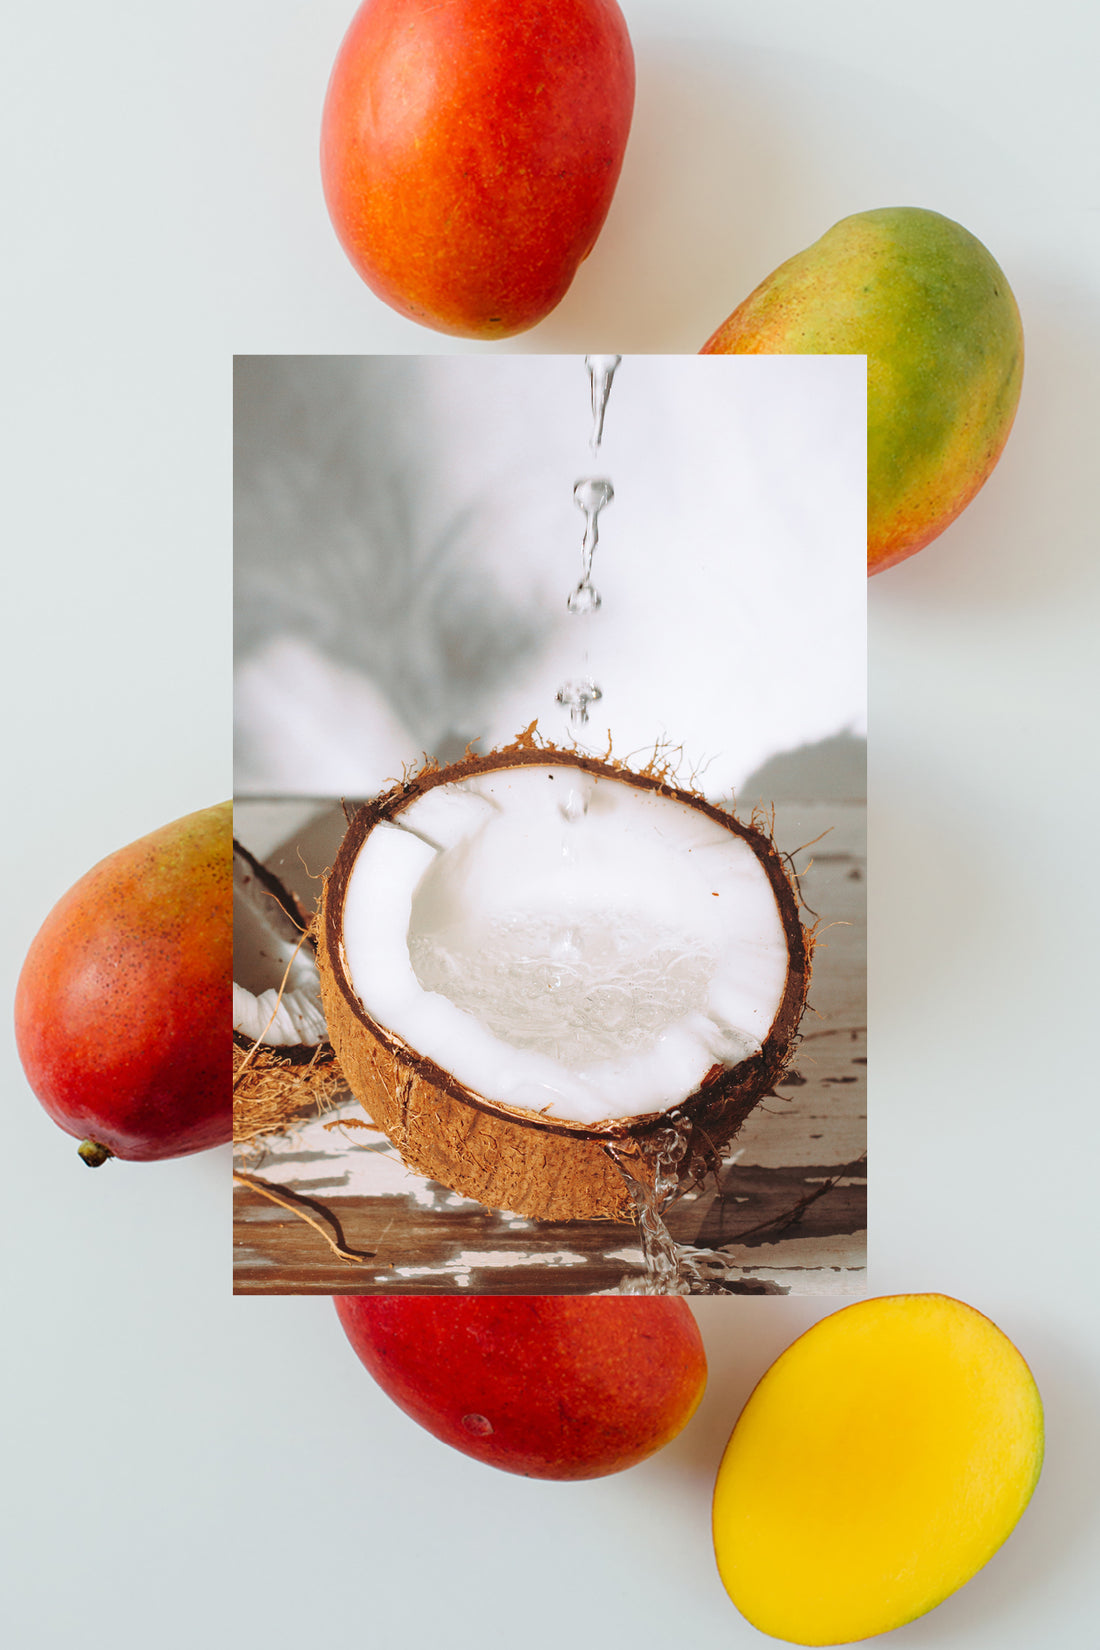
[4,3,1099,1648]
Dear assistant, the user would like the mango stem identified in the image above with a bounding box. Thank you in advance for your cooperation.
[77,1139,115,1168]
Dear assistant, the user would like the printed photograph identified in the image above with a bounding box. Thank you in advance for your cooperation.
[232,352,867,1293]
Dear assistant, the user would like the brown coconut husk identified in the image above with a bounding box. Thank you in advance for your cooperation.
[232,1040,344,1147]
[316,734,813,1221]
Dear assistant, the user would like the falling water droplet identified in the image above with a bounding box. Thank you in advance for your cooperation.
[569,476,614,613]
[554,359,621,727]
[556,679,603,726]
[574,476,615,514]
[567,582,601,615]
[586,354,622,452]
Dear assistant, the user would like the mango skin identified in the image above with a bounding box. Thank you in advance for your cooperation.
[701,208,1024,573]
[320,0,635,339]
[15,802,233,1162]
[712,1293,1044,1645]
[335,1294,707,1479]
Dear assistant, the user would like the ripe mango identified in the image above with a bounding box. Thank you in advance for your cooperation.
[336,1294,707,1479]
[15,802,233,1163]
[321,0,635,338]
[701,208,1024,573]
[712,1294,1043,1645]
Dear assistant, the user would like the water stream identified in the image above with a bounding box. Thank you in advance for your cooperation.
[586,353,621,452]
[547,361,779,1291]
[557,357,621,727]
[605,1121,695,1293]
[567,476,614,615]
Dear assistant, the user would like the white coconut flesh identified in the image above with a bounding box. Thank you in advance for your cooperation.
[338,766,790,1127]
[233,848,327,1048]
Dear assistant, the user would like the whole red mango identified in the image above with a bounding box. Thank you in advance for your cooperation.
[320,0,635,338]
[335,1294,707,1479]
[15,802,233,1164]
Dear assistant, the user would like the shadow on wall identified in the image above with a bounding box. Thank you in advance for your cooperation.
[740,731,866,804]
[234,356,551,778]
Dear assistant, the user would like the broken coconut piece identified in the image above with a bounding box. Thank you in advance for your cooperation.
[233,840,327,1054]
[317,746,812,1221]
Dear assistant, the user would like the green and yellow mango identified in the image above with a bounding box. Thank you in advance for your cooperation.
[701,207,1024,574]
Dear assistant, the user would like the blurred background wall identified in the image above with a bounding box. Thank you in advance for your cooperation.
[234,354,866,801]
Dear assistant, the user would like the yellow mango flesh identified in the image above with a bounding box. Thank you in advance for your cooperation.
[712,1294,1043,1645]
[701,208,1024,574]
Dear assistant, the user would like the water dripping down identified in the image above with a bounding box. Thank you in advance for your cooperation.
[606,1123,779,1295]
[555,357,620,727]
[568,476,614,614]
[606,1122,693,1294]
[586,354,621,452]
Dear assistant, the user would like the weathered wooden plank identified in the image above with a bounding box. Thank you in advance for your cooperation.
[233,1158,866,1295]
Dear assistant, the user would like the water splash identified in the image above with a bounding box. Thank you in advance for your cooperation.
[586,354,621,452]
[607,1122,694,1293]
[409,911,715,1066]
[568,476,614,614]
[558,785,589,823]
[607,1124,781,1295]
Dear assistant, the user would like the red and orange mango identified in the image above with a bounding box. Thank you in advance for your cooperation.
[15,802,233,1164]
[321,0,635,339]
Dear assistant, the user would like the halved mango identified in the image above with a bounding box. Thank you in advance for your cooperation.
[712,1294,1043,1645]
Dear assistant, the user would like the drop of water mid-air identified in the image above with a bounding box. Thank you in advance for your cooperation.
[567,582,601,615]
[574,476,615,516]
[569,476,614,613]
[586,354,621,452]
[556,679,603,726]
[554,359,621,725]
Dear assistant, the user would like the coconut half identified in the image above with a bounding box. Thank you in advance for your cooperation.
[233,841,327,1055]
[317,745,811,1221]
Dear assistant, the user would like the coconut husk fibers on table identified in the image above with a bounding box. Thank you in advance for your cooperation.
[232,798,865,1295]
[233,1042,344,1145]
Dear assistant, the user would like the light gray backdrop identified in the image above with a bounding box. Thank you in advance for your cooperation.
[5,3,1099,1649]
